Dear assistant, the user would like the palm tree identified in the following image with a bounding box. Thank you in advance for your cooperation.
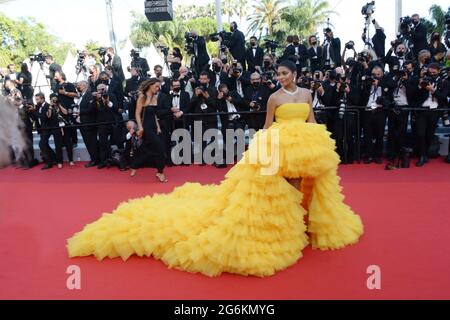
[222,0,239,24]
[247,0,288,37]
[281,0,333,40]
[428,5,447,36]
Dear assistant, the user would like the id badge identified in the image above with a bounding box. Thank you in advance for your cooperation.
[59,122,66,127]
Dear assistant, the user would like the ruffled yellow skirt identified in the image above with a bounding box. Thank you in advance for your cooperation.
[67,121,364,277]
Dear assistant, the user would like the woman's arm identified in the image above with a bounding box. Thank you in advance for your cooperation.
[263,95,277,129]
[307,93,317,123]
[155,115,162,134]
[135,96,144,137]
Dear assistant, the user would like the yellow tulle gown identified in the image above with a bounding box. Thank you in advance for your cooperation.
[67,103,364,277]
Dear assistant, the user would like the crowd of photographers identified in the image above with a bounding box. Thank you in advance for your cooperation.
[1,8,450,171]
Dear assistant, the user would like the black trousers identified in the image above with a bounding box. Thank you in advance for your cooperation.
[387,108,409,160]
[62,127,74,162]
[98,125,113,164]
[39,129,63,164]
[246,112,266,131]
[80,126,99,163]
[415,109,440,157]
[18,127,35,167]
[334,112,357,163]
[193,121,218,164]
[363,110,387,159]
[220,118,246,164]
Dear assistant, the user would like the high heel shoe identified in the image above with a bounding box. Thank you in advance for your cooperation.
[156,173,168,183]
[130,169,137,177]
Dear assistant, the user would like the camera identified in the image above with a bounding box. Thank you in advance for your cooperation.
[361,1,375,16]
[419,77,433,89]
[76,50,86,74]
[261,70,275,84]
[357,52,370,63]
[263,39,279,53]
[184,32,195,55]
[209,31,232,43]
[97,47,108,56]
[399,16,413,35]
[196,84,208,93]
[345,41,355,50]
[130,49,140,59]
[29,53,46,64]
[156,46,169,56]
[391,38,404,48]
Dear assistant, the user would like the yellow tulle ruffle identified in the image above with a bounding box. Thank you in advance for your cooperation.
[67,104,364,277]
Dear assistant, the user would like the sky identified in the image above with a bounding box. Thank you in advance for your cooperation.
[1,0,449,53]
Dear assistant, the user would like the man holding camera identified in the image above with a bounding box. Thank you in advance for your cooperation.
[124,67,145,121]
[244,72,271,131]
[245,36,264,74]
[322,28,342,69]
[93,83,118,169]
[385,42,413,74]
[224,22,246,70]
[154,65,170,94]
[415,63,449,167]
[209,58,228,90]
[45,55,62,93]
[225,61,248,98]
[410,14,428,59]
[76,81,98,168]
[37,93,64,170]
[189,30,210,76]
[188,72,217,165]
[54,71,78,147]
[217,83,247,168]
[130,49,150,77]
[102,47,125,83]
[361,66,396,164]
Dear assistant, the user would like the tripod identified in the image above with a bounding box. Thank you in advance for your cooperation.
[32,61,51,94]
[363,15,374,51]
[162,52,172,78]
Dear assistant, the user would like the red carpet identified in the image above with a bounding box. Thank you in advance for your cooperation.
[1,161,449,300]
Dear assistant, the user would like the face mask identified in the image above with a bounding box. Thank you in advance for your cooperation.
[311,41,317,46]
[172,87,181,93]
[264,61,271,67]
[424,58,431,64]
[432,35,440,41]
[213,65,222,73]
[101,79,109,85]
[250,42,256,47]
[412,20,419,25]
[397,51,405,57]
[252,82,261,88]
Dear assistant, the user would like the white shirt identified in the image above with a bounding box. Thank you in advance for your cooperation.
[252,47,257,57]
[236,81,244,97]
[423,85,438,109]
[394,85,408,106]
[367,86,383,109]
[294,46,300,65]
[225,100,240,121]
[170,91,180,110]
[214,73,221,89]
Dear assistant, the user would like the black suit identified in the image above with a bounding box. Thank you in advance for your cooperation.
[111,55,125,82]
[322,37,342,68]
[93,93,119,164]
[245,46,264,73]
[38,103,63,165]
[217,91,248,164]
[411,23,428,58]
[308,46,324,72]
[78,91,98,163]
[279,44,296,63]
[208,70,228,90]
[372,28,387,60]
[193,36,210,74]
[243,85,271,130]
[124,76,146,120]
[166,91,191,164]
[226,30,246,68]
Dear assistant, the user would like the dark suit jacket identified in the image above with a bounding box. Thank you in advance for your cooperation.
[193,36,210,67]
[92,93,118,124]
[111,55,125,82]
[79,91,96,124]
[227,30,246,62]
[360,76,397,107]
[208,71,228,89]
[308,46,324,72]
[323,38,342,67]
[415,77,449,108]
[189,87,218,125]
[245,46,264,73]
[216,91,248,127]
[279,44,296,63]
[372,28,386,59]
[411,23,428,57]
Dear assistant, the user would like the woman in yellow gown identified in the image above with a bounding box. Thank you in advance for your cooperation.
[67,61,364,277]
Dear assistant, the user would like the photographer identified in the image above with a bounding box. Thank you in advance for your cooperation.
[188,71,218,165]
[225,61,248,97]
[119,120,142,171]
[93,83,119,169]
[361,18,387,60]
[411,14,428,59]
[167,47,183,74]
[54,71,78,147]
[217,83,247,168]
[308,35,323,73]
[76,81,99,168]
[4,64,18,83]
[178,66,196,98]
[386,64,416,169]
[361,66,396,164]
[88,65,100,92]
[15,95,38,169]
[102,47,125,83]
[415,63,449,166]
[125,67,145,120]
[223,22,246,70]
[130,49,150,77]
[244,72,270,131]
[322,28,342,69]
[209,58,228,90]
[188,30,210,75]
[293,35,309,75]
[279,35,296,64]
[49,93,74,167]
[98,69,125,113]
[153,65,170,94]
[45,55,62,93]
[385,42,413,73]
[245,36,264,73]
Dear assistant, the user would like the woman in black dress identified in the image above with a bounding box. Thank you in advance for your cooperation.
[17,63,33,102]
[130,78,168,182]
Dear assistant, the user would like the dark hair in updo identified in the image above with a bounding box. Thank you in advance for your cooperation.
[277,60,297,73]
